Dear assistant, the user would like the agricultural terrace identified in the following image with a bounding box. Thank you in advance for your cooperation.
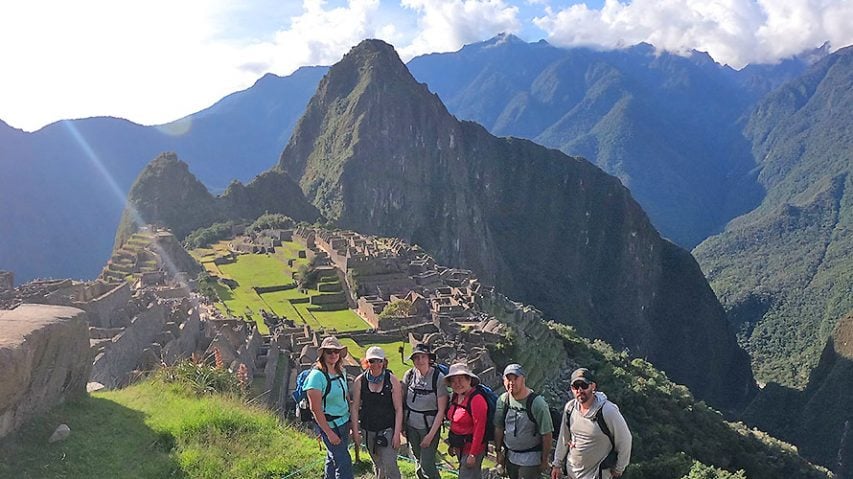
[191,239,370,334]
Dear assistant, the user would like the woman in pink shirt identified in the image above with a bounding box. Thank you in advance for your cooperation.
[445,363,488,479]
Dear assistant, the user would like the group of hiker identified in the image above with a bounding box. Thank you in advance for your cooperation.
[298,336,632,479]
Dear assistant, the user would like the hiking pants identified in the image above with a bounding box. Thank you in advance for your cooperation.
[405,425,441,479]
[364,429,401,479]
[507,461,542,479]
[456,451,485,479]
[319,421,354,479]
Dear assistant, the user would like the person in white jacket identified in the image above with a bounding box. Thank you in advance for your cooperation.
[551,368,632,479]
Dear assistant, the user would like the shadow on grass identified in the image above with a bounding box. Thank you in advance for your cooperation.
[0,395,183,479]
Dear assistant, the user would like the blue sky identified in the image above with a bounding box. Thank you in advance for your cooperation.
[0,0,849,132]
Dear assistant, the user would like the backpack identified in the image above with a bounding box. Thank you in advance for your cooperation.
[501,392,554,452]
[292,367,343,423]
[452,383,498,443]
[402,363,450,420]
[566,400,618,470]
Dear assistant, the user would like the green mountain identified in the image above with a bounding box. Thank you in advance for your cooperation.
[114,152,320,248]
[694,45,853,388]
[276,39,755,411]
[407,36,802,248]
[742,312,853,477]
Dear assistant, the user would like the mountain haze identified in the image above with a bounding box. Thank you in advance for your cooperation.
[0,67,326,282]
[277,39,755,410]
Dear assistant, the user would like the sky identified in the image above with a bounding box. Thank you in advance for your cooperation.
[0,0,850,132]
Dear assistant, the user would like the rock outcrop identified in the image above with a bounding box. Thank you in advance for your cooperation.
[0,305,91,438]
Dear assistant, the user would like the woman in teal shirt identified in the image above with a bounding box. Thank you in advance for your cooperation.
[306,336,354,479]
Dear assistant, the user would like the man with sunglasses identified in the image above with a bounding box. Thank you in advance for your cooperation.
[551,368,632,479]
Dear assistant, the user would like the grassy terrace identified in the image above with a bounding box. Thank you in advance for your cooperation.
[0,377,456,479]
[192,239,369,334]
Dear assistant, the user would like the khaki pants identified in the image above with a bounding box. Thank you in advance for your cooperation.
[363,429,401,479]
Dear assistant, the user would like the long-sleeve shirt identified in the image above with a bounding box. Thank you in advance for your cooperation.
[447,389,488,456]
[553,392,632,479]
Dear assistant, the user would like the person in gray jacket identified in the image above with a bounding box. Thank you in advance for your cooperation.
[551,368,632,479]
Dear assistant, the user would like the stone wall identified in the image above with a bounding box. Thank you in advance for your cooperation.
[0,305,91,439]
[90,304,168,388]
[478,289,574,401]
[82,282,131,328]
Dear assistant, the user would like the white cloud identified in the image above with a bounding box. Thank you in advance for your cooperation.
[399,0,522,58]
[250,0,398,75]
[533,0,853,68]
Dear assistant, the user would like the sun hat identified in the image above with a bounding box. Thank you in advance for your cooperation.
[319,336,348,357]
[503,363,525,377]
[408,342,436,361]
[444,362,480,386]
[365,346,386,361]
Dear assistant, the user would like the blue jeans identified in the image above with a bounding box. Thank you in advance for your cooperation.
[319,421,354,479]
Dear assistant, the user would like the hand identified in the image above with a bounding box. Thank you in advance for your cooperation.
[551,466,562,479]
[465,454,476,468]
[610,470,623,478]
[496,451,505,466]
[420,432,433,448]
[326,430,341,445]
[392,432,401,449]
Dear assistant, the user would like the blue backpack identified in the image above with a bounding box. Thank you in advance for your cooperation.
[453,383,499,443]
[292,368,341,422]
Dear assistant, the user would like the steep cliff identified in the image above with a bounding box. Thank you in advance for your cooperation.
[277,40,754,410]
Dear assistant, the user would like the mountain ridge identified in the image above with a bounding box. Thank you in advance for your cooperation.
[276,39,755,410]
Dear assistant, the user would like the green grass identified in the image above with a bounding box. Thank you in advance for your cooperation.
[217,254,294,289]
[192,240,369,335]
[0,377,459,479]
[0,379,324,479]
[294,303,368,332]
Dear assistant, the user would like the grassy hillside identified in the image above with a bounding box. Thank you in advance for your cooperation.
[0,372,456,479]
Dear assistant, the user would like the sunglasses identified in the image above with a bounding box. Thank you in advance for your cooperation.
[325,350,341,356]
[368,358,384,364]
[571,382,591,391]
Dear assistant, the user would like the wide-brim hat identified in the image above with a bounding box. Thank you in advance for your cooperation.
[570,367,594,385]
[319,336,348,358]
[408,342,436,361]
[444,362,480,386]
[365,346,386,361]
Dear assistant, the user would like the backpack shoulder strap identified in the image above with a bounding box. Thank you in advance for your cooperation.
[525,392,539,426]
[431,366,440,393]
[403,368,413,387]
[320,368,333,399]
[595,401,615,448]
[501,393,511,424]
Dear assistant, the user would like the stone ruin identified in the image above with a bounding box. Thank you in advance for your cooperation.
[1,223,579,438]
